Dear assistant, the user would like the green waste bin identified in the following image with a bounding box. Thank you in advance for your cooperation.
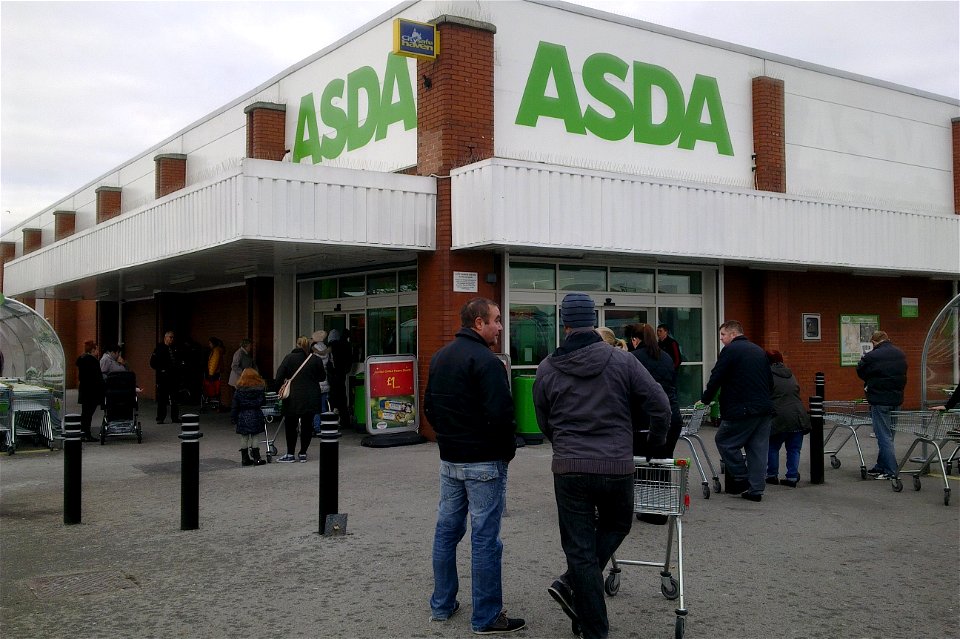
[513,375,543,443]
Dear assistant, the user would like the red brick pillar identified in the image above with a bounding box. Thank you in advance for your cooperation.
[952,117,959,214]
[155,153,187,198]
[244,102,287,161]
[0,241,15,292]
[752,76,786,193]
[54,210,76,241]
[415,15,497,441]
[22,228,42,254]
[96,186,122,223]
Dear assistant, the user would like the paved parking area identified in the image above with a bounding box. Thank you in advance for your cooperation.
[1,396,958,639]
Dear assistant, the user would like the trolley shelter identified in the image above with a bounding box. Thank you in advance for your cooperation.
[363,355,418,436]
[0,294,65,453]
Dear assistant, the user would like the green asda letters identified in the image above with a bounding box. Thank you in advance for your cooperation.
[516,41,734,156]
[294,54,416,164]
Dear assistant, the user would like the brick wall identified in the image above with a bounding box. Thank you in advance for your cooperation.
[723,266,953,408]
[752,76,786,193]
[96,186,122,223]
[22,228,42,254]
[245,103,287,161]
[155,154,187,198]
[415,16,497,440]
[952,117,959,214]
[54,210,76,241]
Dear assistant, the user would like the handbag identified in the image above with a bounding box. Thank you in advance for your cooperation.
[278,352,315,400]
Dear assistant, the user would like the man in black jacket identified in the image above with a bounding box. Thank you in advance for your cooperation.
[424,298,525,634]
[700,320,773,501]
[150,330,182,424]
[856,331,907,479]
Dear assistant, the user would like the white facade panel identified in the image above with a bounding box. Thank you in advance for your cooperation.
[451,158,960,276]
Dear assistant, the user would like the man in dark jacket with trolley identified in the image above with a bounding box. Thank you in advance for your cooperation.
[534,293,671,639]
[856,330,908,479]
[424,297,525,634]
[699,320,773,501]
[150,330,183,424]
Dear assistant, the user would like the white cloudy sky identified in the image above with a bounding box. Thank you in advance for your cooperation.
[2,0,958,230]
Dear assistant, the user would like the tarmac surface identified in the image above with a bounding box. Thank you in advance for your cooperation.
[1,392,958,639]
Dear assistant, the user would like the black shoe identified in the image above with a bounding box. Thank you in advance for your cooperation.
[548,578,578,623]
[82,435,98,442]
[473,611,526,634]
[725,479,749,494]
[156,419,165,424]
[637,513,669,525]
[765,476,779,485]
[780,478,799,488]
[741,491,762,502]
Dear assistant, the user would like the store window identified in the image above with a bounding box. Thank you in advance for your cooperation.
[367,273,397,295]
[610,268,654,293]
[340,275,365,297]
[658,270,701,295]
[399,306,417,354]
[367,307,397,356]
[399,270,417,292]
[559,265,606,291]
[314,279,338,300]
[510,303,556,366]
[658,307,703,405]
[510,263,555,290]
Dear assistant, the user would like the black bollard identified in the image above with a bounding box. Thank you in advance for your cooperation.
[318,411,347,536]
[178,414,202,530]
[815,372,825,401]
[809,396,824,484]
[63,414,82,525]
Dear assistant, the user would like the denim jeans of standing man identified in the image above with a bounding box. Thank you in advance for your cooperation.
[553,473,634,639]
[430,460,507,631]
[869,404,899,476]
[715,415,772,495]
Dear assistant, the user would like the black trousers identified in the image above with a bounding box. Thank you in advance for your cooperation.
[156,381,179,422]
[284,414,314,455]
[80,401,99,437]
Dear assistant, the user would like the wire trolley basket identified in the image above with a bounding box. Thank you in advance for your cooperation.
[678,405,721,498]
[605,458,691,638]
[822,400,872,479]
[889,410,960,505]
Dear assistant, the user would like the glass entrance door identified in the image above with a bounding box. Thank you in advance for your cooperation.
[600,307,652,342]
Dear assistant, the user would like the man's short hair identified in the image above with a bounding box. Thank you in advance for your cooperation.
[239,338,252,348]
[460,297,497,328]
[657,323,670,332]
[719,320,743,335]
[870,330,889,344]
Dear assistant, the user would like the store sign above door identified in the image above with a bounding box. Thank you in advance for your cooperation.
[393,18,439,60]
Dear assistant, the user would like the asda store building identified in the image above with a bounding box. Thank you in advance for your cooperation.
[2,0,958,437]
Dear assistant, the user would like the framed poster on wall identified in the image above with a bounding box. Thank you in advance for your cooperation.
[839,314,879,366]
[802,314,821,341]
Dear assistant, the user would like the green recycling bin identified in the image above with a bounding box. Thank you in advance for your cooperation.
[513,375,543,443]
[353,373,366,427]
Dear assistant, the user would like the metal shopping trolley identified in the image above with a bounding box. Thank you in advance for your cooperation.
[260,392,282,462]
[678,405,721,498]
[822,400,872,479]
[605,458,691,639]
[889,410,960,505]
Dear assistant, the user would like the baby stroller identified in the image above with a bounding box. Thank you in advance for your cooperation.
[200,375,222,412]
[100,371,142,444]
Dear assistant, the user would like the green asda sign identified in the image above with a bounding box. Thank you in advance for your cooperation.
[293,54,416,163]
[516,41,734,155]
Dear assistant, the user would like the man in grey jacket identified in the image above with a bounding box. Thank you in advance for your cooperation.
[534,293,671,639]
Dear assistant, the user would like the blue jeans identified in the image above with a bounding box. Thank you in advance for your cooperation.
[767,431,804,480]
[430,460,507,630]
[715,415,772,494]
[870,404,899,475]
[554,473,634,639]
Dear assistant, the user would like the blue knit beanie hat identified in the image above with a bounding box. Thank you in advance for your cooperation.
[560,293,596,329]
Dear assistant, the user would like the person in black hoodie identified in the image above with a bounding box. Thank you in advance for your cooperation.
[856,331,908,479]
[424,297,525,634]
[765,350,810,487]
[75,340,104,442]
[700,320,774,501]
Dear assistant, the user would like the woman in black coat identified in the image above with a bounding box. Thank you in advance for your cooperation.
[76,340,104,442]
[765,350,810,487]
[274,336,325,463]
[630,324,684,459]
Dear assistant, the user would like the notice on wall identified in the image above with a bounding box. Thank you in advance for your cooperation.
[453,271,478,293]
[365,355,418,434]
[900,297,919,318]
[839,314,879,367]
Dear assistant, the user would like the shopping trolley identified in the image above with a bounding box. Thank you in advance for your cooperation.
[822,400,872,479]
[889,410,960,505]
[678,405,721,498]
[605,458,691,639]
[260,392,282,463]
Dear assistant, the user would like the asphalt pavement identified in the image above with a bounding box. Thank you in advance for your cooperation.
[1,392,958,639]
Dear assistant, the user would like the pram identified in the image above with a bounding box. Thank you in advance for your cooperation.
[100,371,142,444]
[200,376,222,412]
